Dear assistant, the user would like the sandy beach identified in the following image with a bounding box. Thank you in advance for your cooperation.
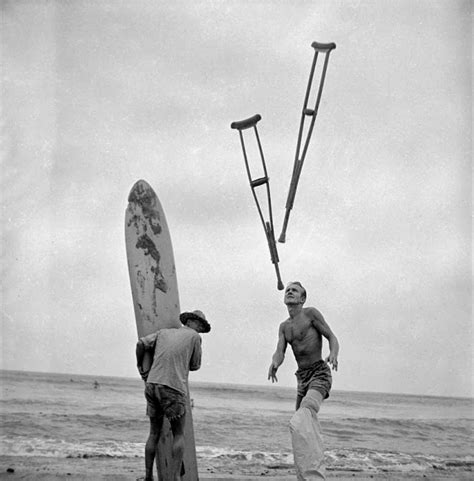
[2,373,472,480]
[1,456,472,481]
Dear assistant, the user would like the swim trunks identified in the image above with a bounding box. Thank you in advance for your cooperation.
[295,359,332,400]
[144,383,186,420]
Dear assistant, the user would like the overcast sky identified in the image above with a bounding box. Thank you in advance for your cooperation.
[2,0,472,398]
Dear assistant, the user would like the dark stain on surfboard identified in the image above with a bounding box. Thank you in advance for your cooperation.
[136,234,168,293]
[137,270,146,293]
[128,181,162,236]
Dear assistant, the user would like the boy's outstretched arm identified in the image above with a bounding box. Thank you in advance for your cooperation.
[309,308,340,371]
[268,322,288,382]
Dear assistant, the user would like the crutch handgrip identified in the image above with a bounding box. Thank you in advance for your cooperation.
[311,41,336,52]
[230,114,262,131]
[251,176,269,188]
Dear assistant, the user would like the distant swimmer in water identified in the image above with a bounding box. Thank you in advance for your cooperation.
[268,281,340,480]
[93,381,100,389]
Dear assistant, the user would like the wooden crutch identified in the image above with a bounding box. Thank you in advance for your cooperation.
[278,41,336,243]
[231,114,284,290]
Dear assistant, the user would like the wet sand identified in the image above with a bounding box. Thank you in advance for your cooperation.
[1,456,471,480]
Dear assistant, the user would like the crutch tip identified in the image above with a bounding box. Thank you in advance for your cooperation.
[277,281,284,291]
[278,234,286,244]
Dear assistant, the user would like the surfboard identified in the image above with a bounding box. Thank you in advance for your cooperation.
[125,179,198,480]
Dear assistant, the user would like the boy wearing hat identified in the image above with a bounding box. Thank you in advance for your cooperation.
[136,310,211,481]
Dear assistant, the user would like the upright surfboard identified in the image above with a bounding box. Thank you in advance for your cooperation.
[125,179,198,480]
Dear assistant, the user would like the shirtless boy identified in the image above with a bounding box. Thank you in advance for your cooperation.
[268,281,339,479]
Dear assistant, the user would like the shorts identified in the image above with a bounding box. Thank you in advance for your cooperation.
[295,360,332,400]
[144,383,186,420]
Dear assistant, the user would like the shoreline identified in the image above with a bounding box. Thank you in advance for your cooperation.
[1,456,471,480]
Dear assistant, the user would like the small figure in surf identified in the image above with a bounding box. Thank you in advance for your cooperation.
[136,310,211,481]
[268,282,339,480]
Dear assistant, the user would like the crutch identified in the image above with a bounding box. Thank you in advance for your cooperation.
[278,41,336,243]
[230,114,284,291]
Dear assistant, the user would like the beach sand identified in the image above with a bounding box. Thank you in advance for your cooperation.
[1,456,471,480]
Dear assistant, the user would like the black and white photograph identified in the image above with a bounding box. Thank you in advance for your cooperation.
[1,1,472,480]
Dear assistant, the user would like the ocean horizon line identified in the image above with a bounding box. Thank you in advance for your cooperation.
[2,368,472,401]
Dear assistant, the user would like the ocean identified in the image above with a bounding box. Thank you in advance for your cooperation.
[0,370,472,477]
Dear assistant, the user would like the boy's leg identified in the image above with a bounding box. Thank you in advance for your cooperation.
[169,414,186,481]
[145,415,164,480]
[290,389,325,480]
[143,383,165,481]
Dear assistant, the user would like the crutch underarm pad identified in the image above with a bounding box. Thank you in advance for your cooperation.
[311,41,336,52]
[230,114,262,130]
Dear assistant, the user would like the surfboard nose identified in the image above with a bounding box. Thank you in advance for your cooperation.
[128,179,154,203]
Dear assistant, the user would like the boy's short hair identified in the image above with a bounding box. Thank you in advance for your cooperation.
[287,281,306,301]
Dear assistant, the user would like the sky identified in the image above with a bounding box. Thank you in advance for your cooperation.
[1,0,472,398]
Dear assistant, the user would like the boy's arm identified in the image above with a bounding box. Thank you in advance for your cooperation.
[135,332,158,380]
[309,307,340,371]
[135,340,147,379]
[267,322,288,383]
[189,336,202,371]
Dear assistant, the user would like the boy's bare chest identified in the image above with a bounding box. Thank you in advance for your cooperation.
[285,318,314,343]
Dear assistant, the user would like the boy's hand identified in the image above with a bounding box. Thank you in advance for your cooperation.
[137,365,149,382]
[325,354,338,371]
[267,363,279,383]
